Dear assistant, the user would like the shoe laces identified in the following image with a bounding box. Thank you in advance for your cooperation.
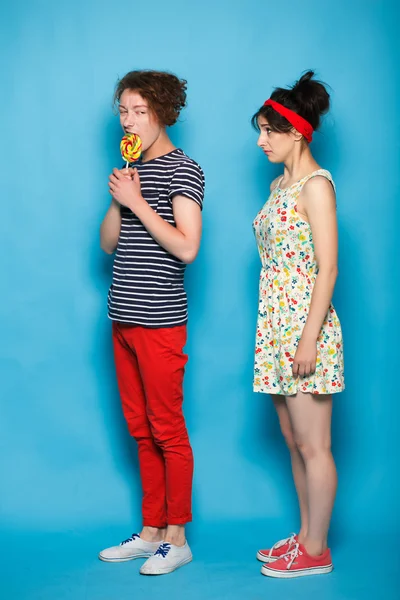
[120,533,140,546]
[154,543,171,559]
[269,532,296,557]
[282,542,303,569]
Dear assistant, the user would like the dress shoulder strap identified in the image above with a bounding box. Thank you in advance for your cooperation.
[271,175,284,191]
[301,169,336,193]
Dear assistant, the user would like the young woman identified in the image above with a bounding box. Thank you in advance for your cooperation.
[252,71,344,578]
[99,70,205,575]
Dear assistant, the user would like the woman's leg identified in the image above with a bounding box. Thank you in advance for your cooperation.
[272,395,308,542]
[285,391,337,555]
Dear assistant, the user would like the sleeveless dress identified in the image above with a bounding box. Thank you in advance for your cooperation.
[253,169,345,396]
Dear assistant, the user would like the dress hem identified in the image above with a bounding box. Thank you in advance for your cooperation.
[253,385,345,396]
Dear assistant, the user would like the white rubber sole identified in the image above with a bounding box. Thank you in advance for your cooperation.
[261,563,333,578]
[256,551,279,563]
[98,552,153,563]
[140,555,193,575]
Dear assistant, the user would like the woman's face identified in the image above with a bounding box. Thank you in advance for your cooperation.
[257,116,297,163]
[118,89,162,152]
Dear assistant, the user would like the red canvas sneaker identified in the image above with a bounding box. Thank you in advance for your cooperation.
[256,533,297,563]
[261,542,333,578]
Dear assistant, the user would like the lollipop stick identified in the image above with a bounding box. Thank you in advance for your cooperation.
[125,161,129,169]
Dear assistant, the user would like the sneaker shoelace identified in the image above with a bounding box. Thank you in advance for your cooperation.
[154,543,171,559]
[282,542,303,569]
[120,533,140,546]
[269,533,297,557]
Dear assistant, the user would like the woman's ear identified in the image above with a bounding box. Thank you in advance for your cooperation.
[291,127,303,143]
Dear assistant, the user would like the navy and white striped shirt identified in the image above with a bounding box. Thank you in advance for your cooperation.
[108,149,205,328]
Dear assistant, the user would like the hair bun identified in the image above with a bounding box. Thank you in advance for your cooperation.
[291,70,330,121]
[295,71,315,88]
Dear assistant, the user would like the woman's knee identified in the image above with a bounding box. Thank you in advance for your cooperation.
[294,436,332,460]
[273,398,297,451]
[280,423,297,451]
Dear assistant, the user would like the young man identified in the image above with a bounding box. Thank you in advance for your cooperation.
[99,70,204,575]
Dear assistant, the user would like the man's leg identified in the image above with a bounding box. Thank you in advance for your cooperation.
[135,325,193,544]
[112,322,168,532]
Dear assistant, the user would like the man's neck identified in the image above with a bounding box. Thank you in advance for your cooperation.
[142,131,176,162]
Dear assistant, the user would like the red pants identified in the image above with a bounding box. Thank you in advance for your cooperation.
[112,322,193,527]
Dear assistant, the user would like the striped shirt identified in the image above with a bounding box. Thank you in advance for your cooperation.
[108,148,205,328]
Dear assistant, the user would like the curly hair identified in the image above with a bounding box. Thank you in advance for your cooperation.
[113,70,187,127]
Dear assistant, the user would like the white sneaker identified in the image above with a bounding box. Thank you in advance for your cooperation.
[140,542,193,575]
[99,533,162,562]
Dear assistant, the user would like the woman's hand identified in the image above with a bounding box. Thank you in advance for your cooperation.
[292,334,317,378]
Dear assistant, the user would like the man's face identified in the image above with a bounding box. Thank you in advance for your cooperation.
[118,89,163,151]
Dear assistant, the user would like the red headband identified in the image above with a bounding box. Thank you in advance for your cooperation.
[264,99,313,143]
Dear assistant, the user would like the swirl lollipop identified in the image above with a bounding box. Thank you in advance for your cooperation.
[120,133,142,169]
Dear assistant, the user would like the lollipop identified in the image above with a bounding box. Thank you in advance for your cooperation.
[120,133,142,168]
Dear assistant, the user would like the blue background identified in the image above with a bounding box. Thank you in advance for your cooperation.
[1,0,398,598]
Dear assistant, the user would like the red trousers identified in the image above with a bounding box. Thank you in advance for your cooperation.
[112,322,193,527]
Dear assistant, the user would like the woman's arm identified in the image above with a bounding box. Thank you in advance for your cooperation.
[293,176,338,377]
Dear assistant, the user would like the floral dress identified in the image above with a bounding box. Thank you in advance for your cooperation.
[253,169,345,396]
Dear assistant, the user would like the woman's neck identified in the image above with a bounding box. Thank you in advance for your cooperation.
[281,147,320,186]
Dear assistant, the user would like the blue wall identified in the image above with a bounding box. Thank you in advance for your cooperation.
[1,0,399,539]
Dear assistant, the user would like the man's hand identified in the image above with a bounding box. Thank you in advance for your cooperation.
[108,168,144,212]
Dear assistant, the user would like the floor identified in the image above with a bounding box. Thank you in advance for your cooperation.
[1,523,397,600]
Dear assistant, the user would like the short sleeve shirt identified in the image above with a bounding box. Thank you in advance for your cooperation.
[108,149,205,327]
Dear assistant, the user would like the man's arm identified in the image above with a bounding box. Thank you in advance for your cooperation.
[100,198,121,254]
[134,194,202,263]
[108,167,203,263]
